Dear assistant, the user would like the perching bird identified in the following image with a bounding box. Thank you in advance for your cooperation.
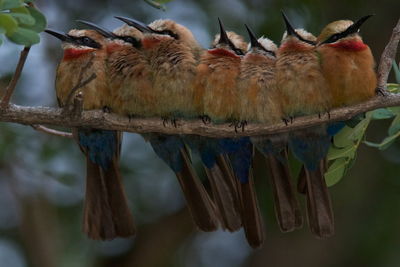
[45,27,135,240]
[238,25,303,233]
[317,15,377,108]
[276,12,335,238]
[112,17,219,231]
[194,18,264,248]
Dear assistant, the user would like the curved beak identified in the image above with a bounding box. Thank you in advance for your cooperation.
[44,29,71,42]
[281,11,297,36]
[217,17,230,45]
[76,20,116,39]
[114,16,156,34]
[347,14,374,34]
[245,24,262,49]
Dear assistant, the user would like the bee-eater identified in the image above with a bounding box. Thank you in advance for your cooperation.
[112,17,219,232]
[194,18,264,247]
[239,25,303,232]
[317,15,377,108]
[276,13,335,238]
[45,27,135,240]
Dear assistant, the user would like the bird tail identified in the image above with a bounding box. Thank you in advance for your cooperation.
[81,131,135,240]
[236,169,265,248]
[176,148,219,232]
[266,151,303,232]
[205,155,241,232]
[303,160,334,238]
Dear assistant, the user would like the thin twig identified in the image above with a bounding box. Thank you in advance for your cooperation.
[64,55,95,106]
[377,18,400,90]
[1,47,31,109]
[30,125,73,138]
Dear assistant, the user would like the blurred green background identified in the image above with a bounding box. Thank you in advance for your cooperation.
[0,0,399,266]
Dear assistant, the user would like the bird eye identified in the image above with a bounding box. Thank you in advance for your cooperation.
[82,37,93,46]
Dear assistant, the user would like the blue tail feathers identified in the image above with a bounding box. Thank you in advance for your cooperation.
[78,129,118,170]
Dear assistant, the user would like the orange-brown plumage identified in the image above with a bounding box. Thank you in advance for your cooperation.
[317,18,377,108]
[276,34,331,118]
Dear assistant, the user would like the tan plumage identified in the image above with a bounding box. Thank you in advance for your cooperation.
[276,29,331,117]
[53,29,135,240]
[240,32,302,232]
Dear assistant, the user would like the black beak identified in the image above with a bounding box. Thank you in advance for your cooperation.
[217,17,230,45]
[114,16,156,34]
[245,24,262,49]
[281,11,297,36]
[347,14,374,35]
[76,20,116,39]
[44,29,71,42]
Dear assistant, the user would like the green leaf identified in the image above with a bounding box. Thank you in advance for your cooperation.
[143,0,167,11]
[349,113,371,140]
[333,126,355,148]
[10,12,35,25]
[327,145,356,161]
[0,0,23,10]
[6,26,39,45]
[155,0,174,3]
[387,106,400,115]
[387,83,400,93]
[22,6,46,32]
[389,115,400,136]
[325,158,347,187]
[0,13,18,34]
[371,108,394,120]
[364,131,400,150]
[393,60,400,84]
[0,37,3,46]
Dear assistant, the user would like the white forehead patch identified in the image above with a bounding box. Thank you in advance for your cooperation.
[67,29,87,38]
[113,24,143,38]
[281,28,316,42]
[148,19,171,31]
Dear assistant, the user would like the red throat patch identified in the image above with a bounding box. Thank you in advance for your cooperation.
[208,48,239,58]
[328,40,367,51]
[106,42,123,53]
[142,37,161,49]
[63,48,93,60]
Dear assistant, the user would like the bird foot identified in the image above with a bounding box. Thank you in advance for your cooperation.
[102,106,111,113]
[200,115,211,125]
[376,87,388,96]
[229,120,247,133]
[162,117,179,128]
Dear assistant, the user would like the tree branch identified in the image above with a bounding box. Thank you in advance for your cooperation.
[1,47,31,108]
[0,94,397,137]
[377,18,400,90]
[30,125,73,138]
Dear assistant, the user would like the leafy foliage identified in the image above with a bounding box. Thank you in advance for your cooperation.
[325,62,400,186]
[143,0,174,11]
[0,0,46,46]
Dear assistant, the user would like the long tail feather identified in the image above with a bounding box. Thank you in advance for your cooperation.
[237,170,264,248]
[205,164,241,231]
[304,160,334,238]
[176,148,219,231]
[266,153,303,232]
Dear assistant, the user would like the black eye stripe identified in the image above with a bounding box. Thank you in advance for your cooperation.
[67,35,101,49]
[118,35,142,48]
[154,29,179,39]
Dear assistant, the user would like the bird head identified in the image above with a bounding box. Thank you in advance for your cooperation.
[211,18,247,55]
[245,24,277,57]
[317,15,373,45]
[280,12,316,47]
